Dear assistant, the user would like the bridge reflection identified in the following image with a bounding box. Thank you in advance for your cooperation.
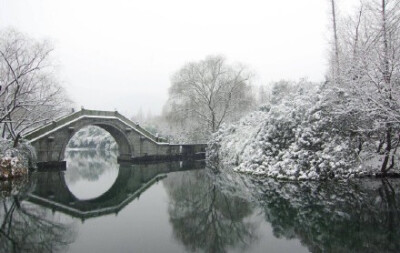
[27,160,205,220]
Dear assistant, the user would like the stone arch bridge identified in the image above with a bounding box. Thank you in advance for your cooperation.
[23,109,206,163]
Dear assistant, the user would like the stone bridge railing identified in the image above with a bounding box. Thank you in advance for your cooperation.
[23,109,168,143]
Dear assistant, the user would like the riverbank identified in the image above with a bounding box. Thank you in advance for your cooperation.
[0,138,34,180]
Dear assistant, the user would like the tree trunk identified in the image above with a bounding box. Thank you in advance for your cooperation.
[388,133,400,170]
[381,124,392,173]
[13,134,20,148]
[380,0,394,174]
[382,0,391,87]
[211,112,216,133]
[357,136,363,155]
[378,138,385,153]
[330,0,340,80]
[1,123,5,138]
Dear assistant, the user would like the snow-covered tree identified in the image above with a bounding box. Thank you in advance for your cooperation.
[328,0,400,173]
[164,55,255,142]
[0,28,70,145]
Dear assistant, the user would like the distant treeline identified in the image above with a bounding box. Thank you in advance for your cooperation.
[67,126,118,150]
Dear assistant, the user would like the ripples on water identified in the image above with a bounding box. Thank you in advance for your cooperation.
[0,150,399,252]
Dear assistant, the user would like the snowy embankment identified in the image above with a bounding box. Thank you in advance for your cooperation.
[208,83,382,180]
[0,139,34,180]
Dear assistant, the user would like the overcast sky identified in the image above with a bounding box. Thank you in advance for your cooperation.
[0,0,359,116]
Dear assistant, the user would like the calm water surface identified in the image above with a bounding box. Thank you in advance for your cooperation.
[1,150,400,252]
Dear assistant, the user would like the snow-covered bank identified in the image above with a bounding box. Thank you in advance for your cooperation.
[208,82,396,180]
[0,139,35,180]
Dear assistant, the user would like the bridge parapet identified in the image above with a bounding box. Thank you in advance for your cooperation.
[113,111,168,143]
[23,109,168,144]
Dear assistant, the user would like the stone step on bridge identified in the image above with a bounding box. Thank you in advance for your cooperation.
[23,109,207,164]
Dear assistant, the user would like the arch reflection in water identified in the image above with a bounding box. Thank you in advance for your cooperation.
[27,160,206,221]
[64,150,119,200]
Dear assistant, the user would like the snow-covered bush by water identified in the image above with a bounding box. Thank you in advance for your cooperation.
[0,138,34,180]
[208,82,381,180]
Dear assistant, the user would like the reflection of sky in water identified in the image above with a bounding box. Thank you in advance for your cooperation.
[64,150,119,200]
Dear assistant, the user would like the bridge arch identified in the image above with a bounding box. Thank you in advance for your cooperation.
[59,122,133,161]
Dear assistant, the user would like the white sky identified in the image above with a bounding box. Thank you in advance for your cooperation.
[0,0,359,116]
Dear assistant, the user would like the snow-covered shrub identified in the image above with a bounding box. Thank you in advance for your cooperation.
[0,157,28,179]
[209,81,371,180]
[0,138,32,180]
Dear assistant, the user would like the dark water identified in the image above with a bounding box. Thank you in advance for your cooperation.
[1,150,400,253]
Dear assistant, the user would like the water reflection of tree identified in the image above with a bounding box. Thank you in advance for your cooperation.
[65,149,118,184]
[163,170,257,253]
[0,194,75,253]
[247,178,400,253]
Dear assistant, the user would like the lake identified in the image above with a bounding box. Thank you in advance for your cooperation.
[1,150,399,252]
